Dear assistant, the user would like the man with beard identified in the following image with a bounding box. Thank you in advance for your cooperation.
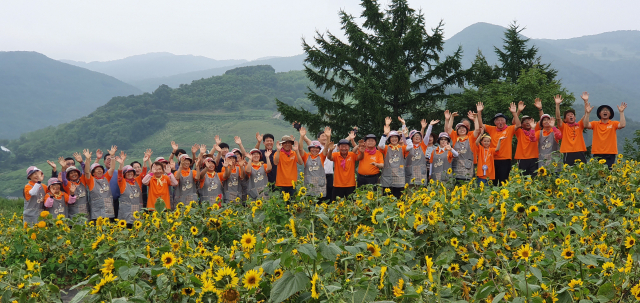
[584,92,627,168]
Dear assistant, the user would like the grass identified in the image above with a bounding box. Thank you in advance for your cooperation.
[0,109,299,197]
[0,197,23,218]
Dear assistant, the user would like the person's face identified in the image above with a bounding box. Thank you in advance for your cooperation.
[428,136,434,145]
[365,138,376,148]
[264,138,274,150]
[181,159,191,169]
[65,160,74,167]
[93,167,104,178]
[30,171,43,182]
[132,163,142,175]
[50,184,61,194]
[542,117,551,128]
[412,133,422,144]
[318,134,327,145]
[339,144,349,153]
[439,138,448,146]
[482,137,491,148]
[234,151,242,159]
[600,108,611,120]
[205,161,216,171]
[522,118,533,130]
[389,136,399,145]
[125,171,135,179]
[282,141,292,151]
[251,153,261,162]
[457,127,468,136]
[152,163,164,176]
[494,117,506,128]
[68,171,79,181]
[565,112,576,123]
[310,147,320,156]
[221,147,229,154]
[227,157,237,166]
[104,159,111,169]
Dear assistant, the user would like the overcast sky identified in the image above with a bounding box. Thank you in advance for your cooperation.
[1,0,637,62]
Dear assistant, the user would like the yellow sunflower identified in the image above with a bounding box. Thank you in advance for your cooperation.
[625,236,636,248]
[241,233,257,250]
[448,263,460,273]
[117,220,127,228]
[516,244,533,261]
[450,237,459,248]
[355,253,364,261]
[134,221,142,229]
[561,247,574,259]
[215,266,239,289]
[100,258,114,275]
[161,252,176,268]
[190,226,198,236]
[513,203,526,213]
[367,243,382,257]
[310,272,320,299]
[182,287,195,296]
[242,268,263,290]
[273,269,284,281]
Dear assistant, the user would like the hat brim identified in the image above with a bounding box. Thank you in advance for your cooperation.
[492,115,507,122]
[91,165,105,173]
[597,105,614,120]
[26,169,41,179]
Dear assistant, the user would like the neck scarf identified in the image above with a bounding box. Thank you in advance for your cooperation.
[125,178,136,185]
[389,144,401,151]
[281,148,291,157]
[154,176,164,186]
[566,121,578,127]
[53,192,63,200]
[522,128,537,142]
[496,125,507,132]
[365,148,377,155]
[339,153,348,170]
[457,135,468,142]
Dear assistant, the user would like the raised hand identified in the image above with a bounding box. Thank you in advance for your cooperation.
[119,151,127,163]
[581,92,589,103]
[276,141,283,150]
[47,160,57,169]
[467,111,477,120]
[618,102,628,113]
[444,143,452,151]
[358,139,365,152]
[234,136,242,145]
[478,126,485,134]
[383,123,391,136]
[83,149,92,159]
[165,161,173,174]
[326,141,335,151]
[115,156,123,165]
[69,182,78,195]
[476,102,484,112]
[384,117,392,126]
[214,135,221,145]
[108,145,118,156]
[509,102,518,114]
[534,98,542,110]
[213,145,222,152]
[57,157,67,169]
[585,102,594,114]
[347,130,356,141]
[171,141,179,153]
[554,95,563,105]
[549,117,556,127]
[397,116,406,125]
[255,132,263,143]
[420,119,428,129]
[299,126,307,138]
[517,101,526,112]
[143,149,152,162]
[444,110,451,120]
[498,136,507,141]
[323,126,332,138]
[95,149,103,160]
[430,120,440,126]
[292,140,299,152]
[191,144,200,154]
[200,144,207,154]
[265,150,272,157]
[451,112,459,117]
[73,152,83,163]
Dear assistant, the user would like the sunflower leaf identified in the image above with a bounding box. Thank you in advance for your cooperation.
[269,271,310,303]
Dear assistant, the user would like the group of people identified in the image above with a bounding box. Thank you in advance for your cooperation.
[23,92,626,225]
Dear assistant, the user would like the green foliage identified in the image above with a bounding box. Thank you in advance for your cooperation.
[277,0,465,138]
[623,130,640,161]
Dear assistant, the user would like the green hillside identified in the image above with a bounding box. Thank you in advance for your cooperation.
[0,65,313,197]
[0,51,141,139]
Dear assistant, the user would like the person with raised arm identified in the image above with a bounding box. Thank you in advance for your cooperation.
[406,119,439,186]
[244,148,272,200]
[298,127,327,197]
[60,155,89,220]
[357,134,384,188]
[537,113,563,170]
[115,151,145,227]
[273,134,303,196]
[378,117,414,197]
[326,138,365,200]
[474,128,507,185]
[173,144,200,208]
[83,146,117,220]
[254,133,278,186]
[195,144,226,205]
[230,136,250,202]
[419,120,438,174]
[130,149,153,208]
[429,133,459,182]
[476,102,520,185]
[445,110,478,182]
[23,166,47,225]
[585,94,626,168]
[221,152,246,203]
[44,177,76,219]
[512,101,540,176]
[142,153,179,211]
[552,93,590,165]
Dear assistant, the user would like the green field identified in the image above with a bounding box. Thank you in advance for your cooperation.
[0,109,297,198]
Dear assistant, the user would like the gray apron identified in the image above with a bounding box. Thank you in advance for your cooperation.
[89,178,114,219]
[23,184,45,224]
[431,149,452,182]
[118,181,142,224]
[304,156,326,197]
[67,181,90,219]
[200,172,224,205]
[239,177,249,202]
[405,147,427,185]
[452,139,474,180]
[224,167,240,203]
[174,171,198,209]
[381,146,405,188]
[539,130,560,170]
[48,194,68,219]
[248,165,269,200]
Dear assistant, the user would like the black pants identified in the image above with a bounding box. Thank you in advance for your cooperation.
[494,159,512,186]
[323,174,334,202]
[593,154,616,169]
[357,174,380,188]
[332,186,355,201]
[518,158,538,177]
[383,187,403,198]
[113,197,119,218]
[277,186,296,196]
[563,152,586,166]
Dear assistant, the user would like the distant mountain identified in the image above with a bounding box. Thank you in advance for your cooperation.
[0,51,141,139]
[61,52,246,82]
[128,54,306,92]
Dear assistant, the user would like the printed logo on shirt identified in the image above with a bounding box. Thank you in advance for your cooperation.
[607,125,613,129]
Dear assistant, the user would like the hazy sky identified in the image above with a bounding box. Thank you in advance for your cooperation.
[1,0,637,62]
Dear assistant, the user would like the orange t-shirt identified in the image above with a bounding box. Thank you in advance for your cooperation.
[244,164,267,178]
[514,129,540,159]
[358,150,384,176]
[117,168,146,194]
[276,150,299,187]
[302,153,326,166]
[147,175,171,210]
[429,149,454,163]
[199,171,226,188]
[24,181,48,201]
[380,144,410,158]
[84,172,113,191]
[484,125,516,160]
[331,152,357,187]
[559,120,586,153]
[590,121,619,154]
[476,146,498,180]
[174,169,197,180]
[44,192,70,203]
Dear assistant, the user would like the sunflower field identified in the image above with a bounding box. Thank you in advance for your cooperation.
[1,156,640,303]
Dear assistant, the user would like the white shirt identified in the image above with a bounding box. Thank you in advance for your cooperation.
[319,145,338,174]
